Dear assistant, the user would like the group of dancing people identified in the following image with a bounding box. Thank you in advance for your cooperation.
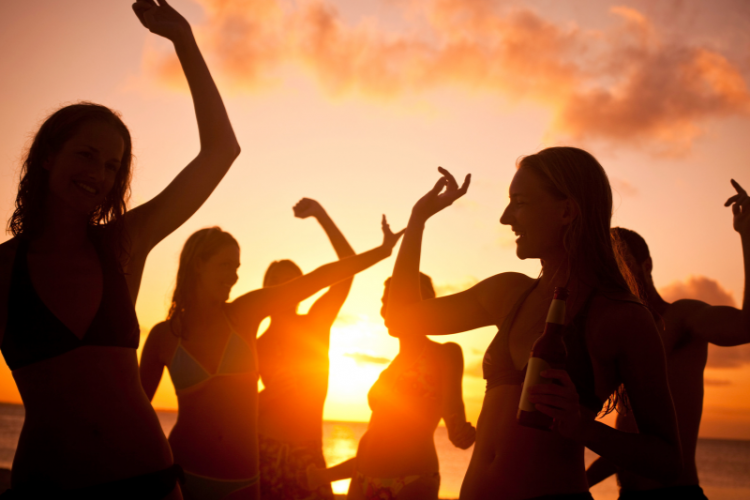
[0,1,748,499]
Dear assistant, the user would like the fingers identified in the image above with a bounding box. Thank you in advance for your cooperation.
[725,195,740,207]
[459,173,471,195]
[732,179,747,197]
[438,166,459,191]
[541,369,576,389]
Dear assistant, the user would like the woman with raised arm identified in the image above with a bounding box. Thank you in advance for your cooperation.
[0,1,240,498]
[257,198,355,500]
[139,215,402,500]
[385,148,682,500]
[307,273,476,500]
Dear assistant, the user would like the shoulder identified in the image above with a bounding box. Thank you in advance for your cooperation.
[432,341,464,368]
[144,321,178,353]
[0,238,19,264]
[588,292,659,356]
[472,272,536,305]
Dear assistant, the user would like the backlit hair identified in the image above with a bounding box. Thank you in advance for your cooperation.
[263,259,303,287]
[9,102,133,239]
[168,227,239,338]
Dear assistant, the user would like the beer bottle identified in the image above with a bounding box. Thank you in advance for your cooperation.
[517,287,569,430]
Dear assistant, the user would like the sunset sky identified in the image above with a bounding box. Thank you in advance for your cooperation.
[1,0,750,439]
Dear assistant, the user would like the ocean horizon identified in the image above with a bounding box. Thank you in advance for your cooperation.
[0,403,747,498]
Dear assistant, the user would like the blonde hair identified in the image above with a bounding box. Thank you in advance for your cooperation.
[168,227,239,338]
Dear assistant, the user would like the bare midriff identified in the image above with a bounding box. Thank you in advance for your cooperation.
[169,372,259,478]
[460,385,587,500]
[355,403,441,478]
[12,346,174,488]
[257,373,327,443]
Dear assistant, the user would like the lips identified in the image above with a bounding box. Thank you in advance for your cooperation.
[73,180,99,196]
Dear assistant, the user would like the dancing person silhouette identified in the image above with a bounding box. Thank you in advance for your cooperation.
[139,214,403,500]
[585,179,750,500]
[256,199,355,500]
[307,273,476,500]
[0,1,240,497]
[385,148,683,500]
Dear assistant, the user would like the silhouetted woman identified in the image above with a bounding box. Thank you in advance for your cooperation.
[386,148,682,500]
[139,215,402,500]
[307,273,476,500]
[0,1,240,497]
[256,199,355,500]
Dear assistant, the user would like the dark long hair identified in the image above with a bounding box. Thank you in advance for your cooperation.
[168,227,239,339]
[9,103,133,240]
[518,147,640,415]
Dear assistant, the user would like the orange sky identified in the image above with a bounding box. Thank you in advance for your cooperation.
[1,0,750,439]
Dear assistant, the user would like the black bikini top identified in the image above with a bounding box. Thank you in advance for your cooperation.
[483,281,611,413]
[2,230,140,371]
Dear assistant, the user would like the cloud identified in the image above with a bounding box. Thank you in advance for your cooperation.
[659,275,750,368]
[145,0,750,153]
[344,352,391,365]
[659,275,736,307]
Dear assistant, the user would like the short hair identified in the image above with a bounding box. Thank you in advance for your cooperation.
[384,272,436,300]
[263,259,303,287]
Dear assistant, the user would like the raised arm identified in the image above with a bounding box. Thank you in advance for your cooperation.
[386,168,496,335]
[230,217,402,328]
[139,322,169,401]
[439,342,476,449]
[682,179,750,346]
[125,0,241,254]
[294,199,356,325]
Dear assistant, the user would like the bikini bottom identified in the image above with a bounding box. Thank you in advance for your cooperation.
[258,433,334,500]
[0,464,184,499]
[181,471,259,500]
[356,471,440,500]
[527,493,594,500]
[619,485,708,500]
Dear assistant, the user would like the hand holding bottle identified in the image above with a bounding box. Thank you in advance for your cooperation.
[527,369,593,441]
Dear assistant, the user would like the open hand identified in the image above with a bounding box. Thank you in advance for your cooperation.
[411,167,471,223]
[132,0,192,43]
[528,369,592,441]
[725,179,750,235]
[293,198,324,219]
[381,215,405,251]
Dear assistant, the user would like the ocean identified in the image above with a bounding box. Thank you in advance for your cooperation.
[0,403,747,499]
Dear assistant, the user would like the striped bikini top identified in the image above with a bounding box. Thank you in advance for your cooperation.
[168,317,257,396]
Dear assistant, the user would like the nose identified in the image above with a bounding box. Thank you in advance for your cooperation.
[499,203,513,226]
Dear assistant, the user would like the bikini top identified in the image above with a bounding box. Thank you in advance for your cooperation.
[368,346,441,414]
[482,280,605,413]
[2,232,140,372]
[168,318,257,396]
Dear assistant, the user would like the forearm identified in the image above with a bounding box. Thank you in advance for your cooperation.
[173,33,240,161]
[581,420,681,483]
[323,458,356,482]
[387,215,426,325]
[316,212,355,259]
[741,233,750,331]
[586,456,618,487]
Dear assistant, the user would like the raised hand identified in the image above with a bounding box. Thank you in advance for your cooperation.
[132,0,192,43]
[293,198,325,219]
[725,179,750,235]
[411,167,471,223]
[381,215,405,251]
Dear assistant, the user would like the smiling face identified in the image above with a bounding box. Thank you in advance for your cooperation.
[44,120,125,217]
[499,167,572,261]
[196,243,241,304]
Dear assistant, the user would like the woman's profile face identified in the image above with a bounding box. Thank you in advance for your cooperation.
[197,244,240,303]
[499,167,569,260]
[44,121,125,216]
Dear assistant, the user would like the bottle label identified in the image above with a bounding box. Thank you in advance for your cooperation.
[545,299,566,325]
[518,357,551,412]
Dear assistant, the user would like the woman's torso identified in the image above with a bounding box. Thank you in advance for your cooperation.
[164,313,260,479]
[0,234,174,488]
[256,315,330,442]
[355,340,445,477]
[462,275,628,500]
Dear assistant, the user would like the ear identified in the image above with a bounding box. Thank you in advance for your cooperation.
[560,198,579,225]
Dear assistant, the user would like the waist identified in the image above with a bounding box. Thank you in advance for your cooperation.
[170,422,258,478]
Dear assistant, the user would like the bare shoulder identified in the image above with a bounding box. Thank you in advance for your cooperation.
[434,341,464,363]
[588,293,657,357]
[472,272,536,309]
[144,321,178,355]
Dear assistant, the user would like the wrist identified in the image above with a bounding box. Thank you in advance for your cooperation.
[172,28,198,52]
[408,212,427,229]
